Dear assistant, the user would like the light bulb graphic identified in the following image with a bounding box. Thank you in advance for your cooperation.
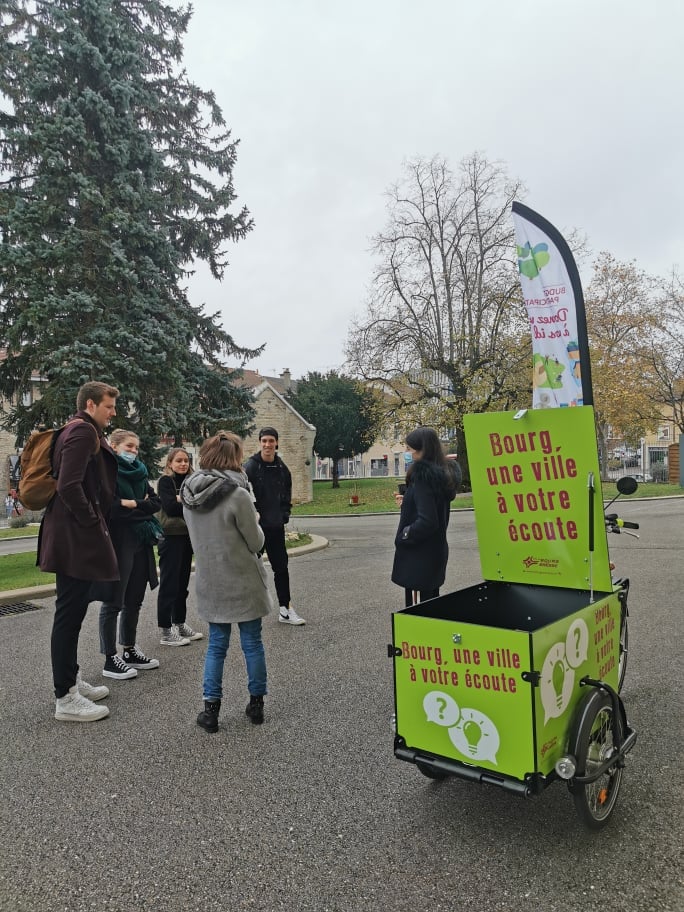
[552,659,565,708]
[463,719,482,755]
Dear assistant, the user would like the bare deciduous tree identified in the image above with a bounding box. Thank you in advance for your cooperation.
[645,269,684,434]
[346,153,530,477]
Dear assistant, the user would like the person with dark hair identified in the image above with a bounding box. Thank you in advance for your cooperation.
[244,427,305,626]
[37,380,120,722]
[391,426,460,607]
[181,431,272,732]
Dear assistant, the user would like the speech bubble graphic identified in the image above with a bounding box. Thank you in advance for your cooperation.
[565,618,589,669]
[448,708,500,765]
[540,642,575,724]
[423,691,460,727]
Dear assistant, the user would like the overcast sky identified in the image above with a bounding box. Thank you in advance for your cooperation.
[179,0,683,380]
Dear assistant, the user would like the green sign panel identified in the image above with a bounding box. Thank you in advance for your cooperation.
[393,612,534,779]
[464,406,612,592]
[531,591,621,775]
[393,591,621,780]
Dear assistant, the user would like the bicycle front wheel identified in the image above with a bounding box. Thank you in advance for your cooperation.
[570,690,624,829]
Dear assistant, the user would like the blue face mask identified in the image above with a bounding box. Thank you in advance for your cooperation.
[119,451,137,464]
[403,452,413,465]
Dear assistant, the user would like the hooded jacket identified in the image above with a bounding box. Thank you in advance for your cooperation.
[391,458,458,592]
[181,468,272,623]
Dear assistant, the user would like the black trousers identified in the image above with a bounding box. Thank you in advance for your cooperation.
[262,525,290,607]
[52,574,93,698]
[99,542,151,654]
[404,588,440,608]
[156,534,193,628]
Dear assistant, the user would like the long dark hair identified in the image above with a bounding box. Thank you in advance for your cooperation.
[405,426,458,497]
[405,427,447,468]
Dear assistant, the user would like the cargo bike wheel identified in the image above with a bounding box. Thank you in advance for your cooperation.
[568,688,624,829]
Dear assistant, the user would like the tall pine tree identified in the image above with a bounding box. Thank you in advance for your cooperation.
[0,0,258,455]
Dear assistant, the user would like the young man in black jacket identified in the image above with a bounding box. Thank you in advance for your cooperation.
[244,427,306,626]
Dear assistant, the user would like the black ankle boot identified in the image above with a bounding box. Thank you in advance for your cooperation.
[245,694,264,725]
[197,699,221,733]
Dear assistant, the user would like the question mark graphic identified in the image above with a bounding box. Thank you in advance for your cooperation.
[574,626,581,654]
[436,697,447,720]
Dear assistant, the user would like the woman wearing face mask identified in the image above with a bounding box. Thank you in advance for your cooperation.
[96,429,163,680]
[392,427,461,607]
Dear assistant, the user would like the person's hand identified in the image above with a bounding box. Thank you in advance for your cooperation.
[176,495,182,502]
[121,498,137,509]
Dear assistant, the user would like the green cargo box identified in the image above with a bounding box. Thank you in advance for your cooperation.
[393,581,620,792]
[392,407,629,797]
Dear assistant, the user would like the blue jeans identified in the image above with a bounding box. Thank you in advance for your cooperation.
[202,619,267,701]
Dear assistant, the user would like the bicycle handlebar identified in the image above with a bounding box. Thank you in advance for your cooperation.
[605,513,640,533]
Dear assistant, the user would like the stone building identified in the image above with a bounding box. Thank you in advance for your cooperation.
[239,377,316,504]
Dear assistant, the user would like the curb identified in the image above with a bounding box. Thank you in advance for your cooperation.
[0,535,329,607]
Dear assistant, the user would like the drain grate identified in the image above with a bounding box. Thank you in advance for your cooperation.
[0,601,47,618]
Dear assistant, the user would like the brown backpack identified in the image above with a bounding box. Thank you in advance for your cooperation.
[19,418,100,510]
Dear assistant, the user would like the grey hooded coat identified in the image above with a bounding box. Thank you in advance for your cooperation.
[181,469,273,624]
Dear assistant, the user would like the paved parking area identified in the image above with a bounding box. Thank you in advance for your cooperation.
[0,505,682,912]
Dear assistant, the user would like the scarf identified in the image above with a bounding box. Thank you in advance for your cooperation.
[116,456,163,545]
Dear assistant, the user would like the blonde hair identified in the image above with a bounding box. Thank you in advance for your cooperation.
[199,431,243,471]
[162,447,192,476]
[109,429,139,449]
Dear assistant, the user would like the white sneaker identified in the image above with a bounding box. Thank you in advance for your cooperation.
[278,606,306,626]
[160,628,191,646]
[55,686,110,722]
[76,672,109,702]
[174,623,204,641]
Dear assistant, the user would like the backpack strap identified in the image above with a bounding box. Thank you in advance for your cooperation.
[52,417,101,475]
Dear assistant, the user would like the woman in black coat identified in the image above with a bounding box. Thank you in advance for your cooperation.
[391,427,460,607]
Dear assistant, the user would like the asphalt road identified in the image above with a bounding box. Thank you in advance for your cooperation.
[0,533,40,556]
[0,501,682,912]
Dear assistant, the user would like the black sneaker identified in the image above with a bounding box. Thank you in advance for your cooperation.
[122,645,160,670]
[102,654,138,680]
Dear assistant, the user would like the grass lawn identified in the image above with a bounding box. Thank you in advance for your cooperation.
[0,532,312,593]
[291,476,682,515]
[0,480,680,591]
[291,477,473,515]
[0,550,51,590]
[0,524,42,540]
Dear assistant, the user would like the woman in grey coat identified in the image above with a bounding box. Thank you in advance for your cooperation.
[181,431,273,732]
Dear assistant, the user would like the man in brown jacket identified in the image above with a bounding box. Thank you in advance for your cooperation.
[38,381,120,722]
